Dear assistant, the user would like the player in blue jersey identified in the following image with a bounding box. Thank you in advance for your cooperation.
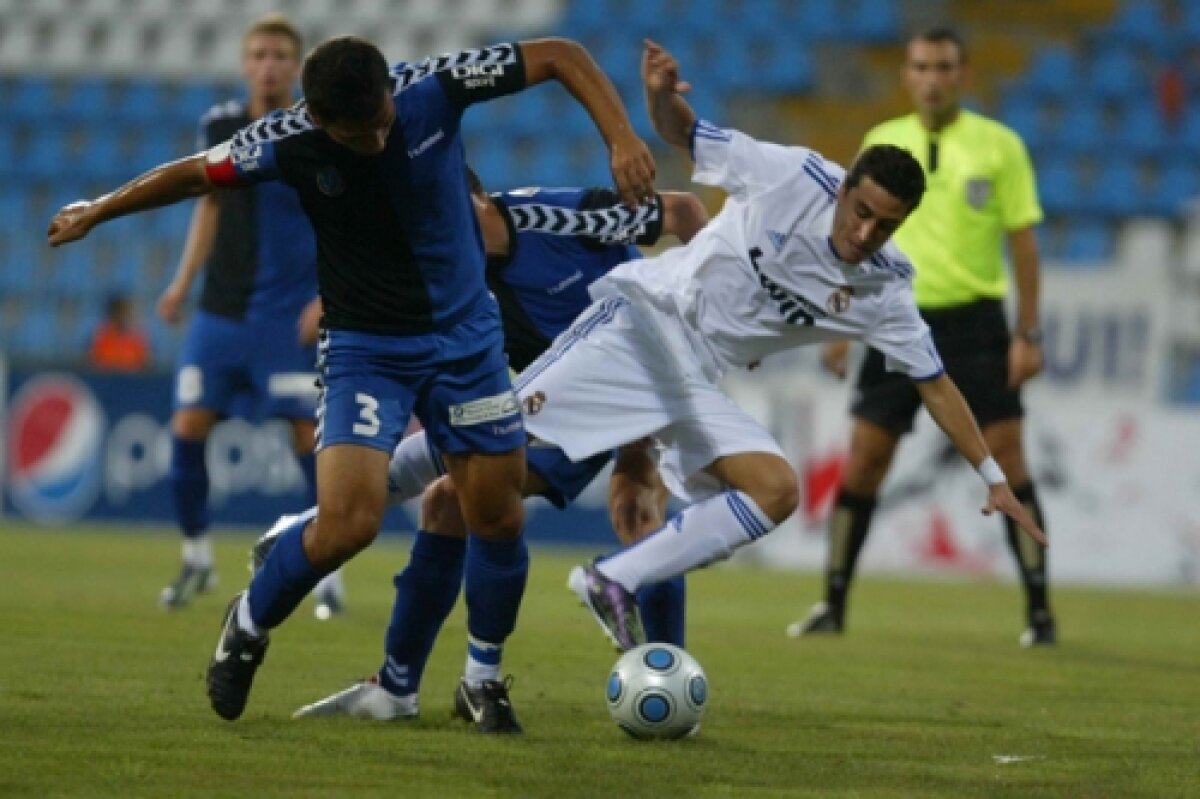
[261,171,708,722]
[153,14,344,618]
[48,35,656,733]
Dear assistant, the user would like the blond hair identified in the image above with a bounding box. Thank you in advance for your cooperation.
[243,13,303,55]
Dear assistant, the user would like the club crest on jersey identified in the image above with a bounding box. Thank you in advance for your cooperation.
[965,178,992,210]
[522,391,546,416]
[316,167,345,197]
[767,229,787,253]
[826,285,854,314]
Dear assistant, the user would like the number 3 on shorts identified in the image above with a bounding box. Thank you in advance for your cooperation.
[352,392,381,436]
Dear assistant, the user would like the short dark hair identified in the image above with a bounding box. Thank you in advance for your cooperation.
[466,166,485,196]
[912,26,967,63]
[846,145,926,211]
[301,36,390,125]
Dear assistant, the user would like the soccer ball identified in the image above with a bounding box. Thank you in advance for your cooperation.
[605,643,708,739]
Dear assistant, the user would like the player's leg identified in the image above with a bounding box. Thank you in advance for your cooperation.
[293,476,465,721]
[206,334,412,720]
[789,347,916,637]
[161,313,241,609]
[572,392,797,650]
[984,417,1055,646]
[288,414,345,619]
[609,441,684,646]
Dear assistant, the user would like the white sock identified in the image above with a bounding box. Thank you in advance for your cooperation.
[182,536,213,569]
[387,431,444,504]
[236,593,265,638]
[464,635,501,687]
[597,490,775,592]
[314,570,344,600]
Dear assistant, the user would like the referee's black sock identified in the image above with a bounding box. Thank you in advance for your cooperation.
[1003,482,1050,620]
[824,489,877,617]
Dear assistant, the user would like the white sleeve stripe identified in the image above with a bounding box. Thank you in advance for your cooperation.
[229,102,313,147]
[390,43,519,94]
[508,202,659,241]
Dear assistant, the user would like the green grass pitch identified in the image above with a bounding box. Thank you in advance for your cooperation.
[1,522,1197,797]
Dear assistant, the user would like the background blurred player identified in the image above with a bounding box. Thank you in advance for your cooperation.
[514,39,1045,652]
[48,35,656,731]
[789,27,1055,647]
[288,170,708,725]
[152,15,339,616]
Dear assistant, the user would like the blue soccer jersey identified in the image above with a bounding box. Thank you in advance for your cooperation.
[206,44,528,346]
[195,100,318,322]
[489,187,663,371]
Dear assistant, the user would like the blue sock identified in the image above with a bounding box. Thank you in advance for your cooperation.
[638,576,687,647]
[463,535,528,685]
[169,436,208,538]
[378,531,466,697]
[297,451,317,506]
[246,516,328,630]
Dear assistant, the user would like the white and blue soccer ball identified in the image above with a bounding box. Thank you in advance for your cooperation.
[605,643,708,739]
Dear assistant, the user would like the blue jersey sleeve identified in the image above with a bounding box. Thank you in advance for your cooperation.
[391,43,526,125]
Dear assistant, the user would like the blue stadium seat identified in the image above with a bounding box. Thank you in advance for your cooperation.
[1112,102,1170,158]
[794,0,841,40]
[1059,219,1115,262]
[58,78,113,124]
[78,132,128,181]
[998,93,1043,148]
[1103,0,1168,48]
[466,139,520,191]
[115,80,167,125]
[1090,159,1142,216]
[1037,156,1083,216]
[9,306,59,361]
[172,82,222,129]
[1167,108,1200,159]
[846,0,900,43]
[1087,47,1145,102]
[22,130,70,180]
[524,139,574,186]
[1152,165,1200,217]
[0,239,39,294]
[1022,47,1078,98]
[1048,101,1106,155]
[129,135,178,172]
[10,76,55,123]
[47,247,98,299]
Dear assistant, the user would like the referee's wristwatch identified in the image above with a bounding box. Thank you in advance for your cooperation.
[1016,326,1043,345]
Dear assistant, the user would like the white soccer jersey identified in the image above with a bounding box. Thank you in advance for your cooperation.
[590,120,943,382]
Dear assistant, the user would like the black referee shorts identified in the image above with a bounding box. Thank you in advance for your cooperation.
[851,298,1023,436]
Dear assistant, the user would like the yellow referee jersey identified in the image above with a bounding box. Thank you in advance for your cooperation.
[861,110,1043,308]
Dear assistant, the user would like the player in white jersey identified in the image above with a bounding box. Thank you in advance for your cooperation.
[522,40,1045,650]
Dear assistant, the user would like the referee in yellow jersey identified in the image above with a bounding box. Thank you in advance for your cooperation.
[790,27,1055,646]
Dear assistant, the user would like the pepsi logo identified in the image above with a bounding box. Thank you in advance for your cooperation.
[7,373,106,523]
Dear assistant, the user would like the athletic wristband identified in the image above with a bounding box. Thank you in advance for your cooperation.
[977,456,1006,487]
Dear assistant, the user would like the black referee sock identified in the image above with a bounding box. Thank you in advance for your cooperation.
[1003,482,1050,620]
[824,490,878,616]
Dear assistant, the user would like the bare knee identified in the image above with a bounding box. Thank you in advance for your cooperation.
[420,477,467,538]
[755,464,800,524]
[309,500,383,565]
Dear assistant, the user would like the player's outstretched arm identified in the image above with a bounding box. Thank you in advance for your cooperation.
[659,191,709,244]
[48,154,214,247]
[915,374,1047,545]
[641,39,697,156]
[519,38,656,207]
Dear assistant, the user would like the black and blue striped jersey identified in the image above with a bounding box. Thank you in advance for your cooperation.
[195,100,317,322]
[206,44,527,339]
[488,187,662,371]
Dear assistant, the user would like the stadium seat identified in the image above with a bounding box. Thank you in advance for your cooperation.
[846,0,901,43]
[22,130,71,181]
[524,139,574,186]
[115,79,167,124]
[1111,100,1170,158]
[1051,101,1107,155]
[1022,47,1078,98]
[1087,47,1146,103]
[1037,156,1084,216]
[1103,0,1168,48]
[9,306,59,361]
[997,93,1044,148]
[1151,165,1200,217]
[9,75,55,123]
[1090,159,1143,217]
[1060,219,1115,262]
[172,82,222,128]
[57,77,113,124]
[78,132,129,181]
